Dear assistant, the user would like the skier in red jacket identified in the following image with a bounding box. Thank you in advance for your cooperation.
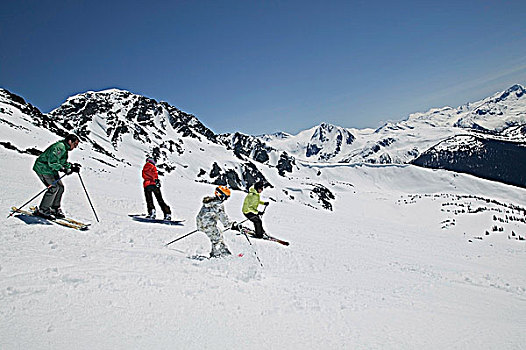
[142,157,172,220]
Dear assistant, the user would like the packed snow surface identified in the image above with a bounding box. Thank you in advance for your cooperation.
[1,84,525,348]
[1,148,525,349]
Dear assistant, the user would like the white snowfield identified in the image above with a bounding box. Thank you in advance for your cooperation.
[1,147,525,349]
[1,84,525,349]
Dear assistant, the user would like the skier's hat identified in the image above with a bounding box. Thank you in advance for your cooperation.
[146,157,156,165]
[215,186,231,201]
[254,181,264,191]
[65,134,80,144]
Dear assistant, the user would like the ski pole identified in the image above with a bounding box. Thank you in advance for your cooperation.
[8,173,68,218]
[240,227,263,267]
[259,203,268,216]
[77,173,100,222]
[165,218,250,247]
[165,229,199,247]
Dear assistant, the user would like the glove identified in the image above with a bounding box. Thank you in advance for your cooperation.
[71,163,81,173]
[264,202,270,206]
[155,179,161,188]
[62,165,73,175]
[258,211,264,216]
[231,222,240,231]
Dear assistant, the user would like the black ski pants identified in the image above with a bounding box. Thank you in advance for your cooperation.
[144,185,171,216]
[244,212,264,238]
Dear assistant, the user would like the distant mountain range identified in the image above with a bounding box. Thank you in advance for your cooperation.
[1,84,525,196]
[259,84,526,163]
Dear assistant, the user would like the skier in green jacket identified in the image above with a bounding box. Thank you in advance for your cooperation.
[242,181,269,238]
[33,134,81,219]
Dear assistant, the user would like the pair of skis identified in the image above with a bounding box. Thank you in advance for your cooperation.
[10,206,90,231]
[237,226,289,246]
[188,227,288,264]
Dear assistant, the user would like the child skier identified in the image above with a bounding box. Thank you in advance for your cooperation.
[242,181,269,238]
[196,186,236,258]
[142,157,172,220]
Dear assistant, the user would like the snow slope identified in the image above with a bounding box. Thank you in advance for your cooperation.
[1,85,526,349]
[1,146,525,349]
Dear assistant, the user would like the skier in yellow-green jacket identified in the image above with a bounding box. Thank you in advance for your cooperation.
[242,181,269,238]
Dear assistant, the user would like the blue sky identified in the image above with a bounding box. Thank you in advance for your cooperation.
[2,0,526,135]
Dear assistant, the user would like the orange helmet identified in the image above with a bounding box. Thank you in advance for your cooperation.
[215,186,231,201]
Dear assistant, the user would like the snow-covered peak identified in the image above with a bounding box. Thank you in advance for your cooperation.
[305,122,355,160]
[492,83,525,102]
[405,106,457,125]
[0,88,69,140]
[59,88,134,107]
[386,84,526,132]
[261,84,525,165]
[256,131,292,143]
[0,88,41,116]
[93,87,132,95]
[454,84,526,131]
[50,88,216,148]
[260,122,356,162]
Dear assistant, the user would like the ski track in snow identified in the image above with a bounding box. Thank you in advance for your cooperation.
[1,150,526,349]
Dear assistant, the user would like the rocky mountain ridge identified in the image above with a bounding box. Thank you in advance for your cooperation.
[1,84,525,197]
[260,84,526,164]
[0,88,331,208]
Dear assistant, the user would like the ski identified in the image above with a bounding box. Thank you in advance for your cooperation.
[239,227,289,246]
[11,207,90,231]
[188,254,210,261]
[129,214,185,226]
[29,206,89,227]
[188,253,245,261]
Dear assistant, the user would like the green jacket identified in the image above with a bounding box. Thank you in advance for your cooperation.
[242,186,265,215]
[33,140,72,176]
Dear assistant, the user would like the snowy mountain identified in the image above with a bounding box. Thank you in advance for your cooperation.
[255,123,357,163]
[405,85,526,186]
[255,85,526,187]
[454,84,526,130]
[303,122,355,161]
[261,84,526,165]
[216,132,297,177]
[1,86,526,348]
[0,88,330,210]
[0,89,70,154]
[48,88,216,161]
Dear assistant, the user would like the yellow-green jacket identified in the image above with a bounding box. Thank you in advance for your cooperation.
[242,186,265,214]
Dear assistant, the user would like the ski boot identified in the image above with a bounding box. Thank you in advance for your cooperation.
[35,206,55,220]
[51,207,66,219]
[210,241,232,258]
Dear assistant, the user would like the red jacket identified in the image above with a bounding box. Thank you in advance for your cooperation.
[142,162,158,188]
